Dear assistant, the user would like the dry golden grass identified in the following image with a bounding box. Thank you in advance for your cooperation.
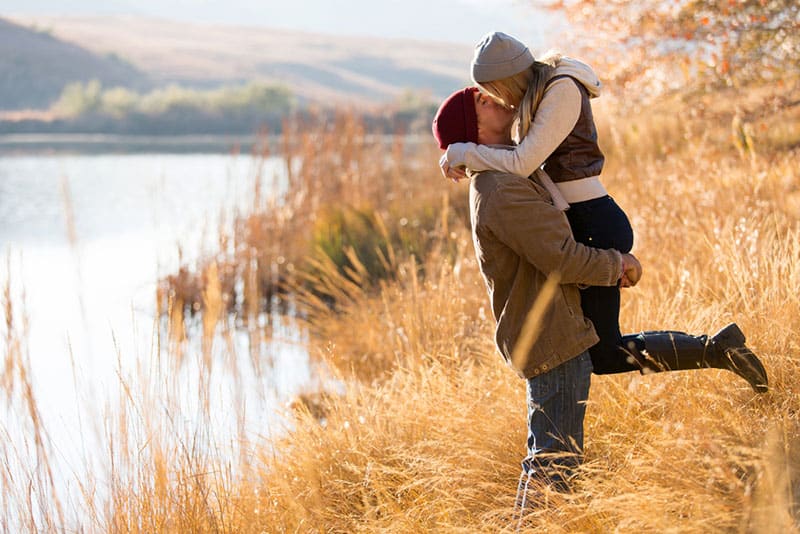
[2,83,800,532]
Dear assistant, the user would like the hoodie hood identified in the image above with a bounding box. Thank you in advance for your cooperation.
[553,57,601,98]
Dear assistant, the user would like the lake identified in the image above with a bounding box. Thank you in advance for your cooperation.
[0,151,313,520]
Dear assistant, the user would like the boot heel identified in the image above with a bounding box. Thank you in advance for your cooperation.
[712,323,746,347]
[711,324,768,393]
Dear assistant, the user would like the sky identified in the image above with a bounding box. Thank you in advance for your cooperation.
[3,0,563,49]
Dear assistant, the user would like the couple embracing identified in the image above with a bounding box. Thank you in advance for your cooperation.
[431,31,768,518]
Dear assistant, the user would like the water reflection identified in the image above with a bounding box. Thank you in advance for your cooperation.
[0,152,313,525]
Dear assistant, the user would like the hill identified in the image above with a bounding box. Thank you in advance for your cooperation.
[7,15,472,106]
[0,17,149,110]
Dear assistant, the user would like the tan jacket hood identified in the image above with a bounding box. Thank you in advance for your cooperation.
[554,57,601,98]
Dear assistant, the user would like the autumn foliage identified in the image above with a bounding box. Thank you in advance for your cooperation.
[539,0,799,94]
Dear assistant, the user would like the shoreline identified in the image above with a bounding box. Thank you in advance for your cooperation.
[0,132,430,155]
[0,133,271,155]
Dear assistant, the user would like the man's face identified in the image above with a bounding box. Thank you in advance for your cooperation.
[474,91,515,145]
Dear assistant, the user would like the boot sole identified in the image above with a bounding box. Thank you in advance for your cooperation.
[724,348,769,393]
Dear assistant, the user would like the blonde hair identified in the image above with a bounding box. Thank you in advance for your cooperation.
[477,51,562,142]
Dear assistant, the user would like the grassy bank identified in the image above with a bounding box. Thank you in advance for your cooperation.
[3,81,800,531]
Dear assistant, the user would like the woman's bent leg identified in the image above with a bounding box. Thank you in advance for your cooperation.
[581,285,639,374]
[566,196,636,375]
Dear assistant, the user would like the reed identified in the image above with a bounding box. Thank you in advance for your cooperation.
[1,259,66,531]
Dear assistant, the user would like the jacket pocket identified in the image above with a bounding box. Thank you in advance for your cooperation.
[560,286,576,317]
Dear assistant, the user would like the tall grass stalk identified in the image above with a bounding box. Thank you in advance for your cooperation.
[2,260,66,531]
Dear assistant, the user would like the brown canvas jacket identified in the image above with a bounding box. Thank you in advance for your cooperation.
[469,169,622,379]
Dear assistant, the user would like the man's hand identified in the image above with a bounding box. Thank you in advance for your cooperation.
[439,153,467,183]
[620,253,642,288]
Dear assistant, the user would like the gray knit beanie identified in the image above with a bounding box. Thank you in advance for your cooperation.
[471,31,535,83]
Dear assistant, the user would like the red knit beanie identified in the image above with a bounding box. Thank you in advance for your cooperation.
[431,87,479,150]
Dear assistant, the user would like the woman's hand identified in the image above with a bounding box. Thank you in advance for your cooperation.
[439,153,467,183]
[620,253,642,288]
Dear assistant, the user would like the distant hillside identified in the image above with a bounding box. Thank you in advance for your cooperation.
[0,17,149,110]
[8,15,471,106]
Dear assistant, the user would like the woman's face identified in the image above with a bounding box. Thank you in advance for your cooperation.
[473,91,515,144]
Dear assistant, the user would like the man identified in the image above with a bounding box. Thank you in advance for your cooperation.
[432,86,641,506]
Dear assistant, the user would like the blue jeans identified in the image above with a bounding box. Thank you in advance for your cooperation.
[521,351,593,477]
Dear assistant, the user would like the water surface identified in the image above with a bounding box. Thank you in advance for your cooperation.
[0,152,312,519]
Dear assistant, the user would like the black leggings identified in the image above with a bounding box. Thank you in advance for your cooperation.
[566,195,638,374]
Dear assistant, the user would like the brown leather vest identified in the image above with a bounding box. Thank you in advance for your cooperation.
[543,75,605,183]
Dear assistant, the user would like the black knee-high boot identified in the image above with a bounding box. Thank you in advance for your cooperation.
[621,323,768,393]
